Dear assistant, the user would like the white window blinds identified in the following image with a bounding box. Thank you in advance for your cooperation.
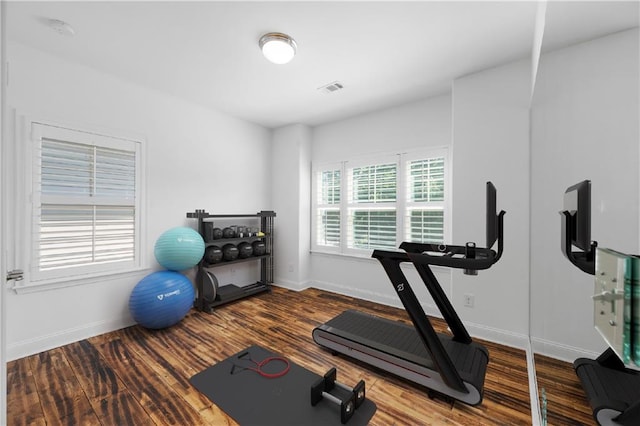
[347,161,397,250]
[312,148,449,255]
[406,156,445,244]
[316,169,341,247]
[31,123,141,280]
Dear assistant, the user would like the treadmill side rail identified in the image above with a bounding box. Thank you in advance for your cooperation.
[311,311,488,406]
[376,254,468,394]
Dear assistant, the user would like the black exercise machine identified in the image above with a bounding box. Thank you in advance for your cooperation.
[313,182,505,406]
[560,180,640,426]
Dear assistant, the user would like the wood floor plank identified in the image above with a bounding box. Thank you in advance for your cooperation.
[27,349,99,426]
[116,325,231,422]
[6,358,46,426]
[92,337,207,425]
[535,353,595,425]
[114,322,239,424]
[61,339,158,426]
[6,286,593,425]
[92,391,157,426]
[61,340,121,401]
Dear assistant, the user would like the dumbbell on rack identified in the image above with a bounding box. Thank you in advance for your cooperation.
[310,367,366,424]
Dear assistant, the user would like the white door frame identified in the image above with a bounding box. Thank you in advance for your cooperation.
[1,1,8,423]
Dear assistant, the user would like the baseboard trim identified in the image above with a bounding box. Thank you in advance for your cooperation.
[7,317,134,361]
[273,279,311,292]
[309,279,412,311]
[530,337,601,364]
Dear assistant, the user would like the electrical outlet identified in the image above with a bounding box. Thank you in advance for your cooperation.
[463,293,474,308]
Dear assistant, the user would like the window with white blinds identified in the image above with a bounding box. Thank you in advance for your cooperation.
[312,148,449,255]
[347,162,397,250]
[316,169,341,247]
[405,155,446,244]
[30,122,142,282]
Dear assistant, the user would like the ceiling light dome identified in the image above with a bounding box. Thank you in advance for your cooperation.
[259,32,297,65]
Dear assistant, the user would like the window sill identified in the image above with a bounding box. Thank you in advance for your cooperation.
[11,267,152,295]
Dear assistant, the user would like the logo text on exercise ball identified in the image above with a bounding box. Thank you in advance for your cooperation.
[156,289,181,301]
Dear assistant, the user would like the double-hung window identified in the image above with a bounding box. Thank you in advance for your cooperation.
[404,151,446,245]
[312,148,449,256]
[315,165,341,248]
[29,122,143,284]
[347,158,398,251]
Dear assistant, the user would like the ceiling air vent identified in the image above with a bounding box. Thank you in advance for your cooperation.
[318,81,344,94]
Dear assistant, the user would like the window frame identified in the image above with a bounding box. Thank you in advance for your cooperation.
[344,154,399,256]
[311,162,343,255]
[311,147,451,257]
[18,118,147,290]
[402,149,449,247]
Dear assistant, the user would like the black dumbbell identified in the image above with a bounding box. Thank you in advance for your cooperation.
[310,368,365,424]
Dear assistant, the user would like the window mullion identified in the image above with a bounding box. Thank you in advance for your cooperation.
[92,205,97,263]
[397,154,405,247]
[340,162,348,252]
[92,145,97,197]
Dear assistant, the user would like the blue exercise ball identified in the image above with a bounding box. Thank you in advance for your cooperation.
[129,271,195,329]
[154,227,205,271]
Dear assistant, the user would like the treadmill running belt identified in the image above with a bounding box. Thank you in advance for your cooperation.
[323,310,432,362]
[319,310,488,382]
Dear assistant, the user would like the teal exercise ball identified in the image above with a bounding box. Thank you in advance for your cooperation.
[154,227,205,271]
[129,271,195,329]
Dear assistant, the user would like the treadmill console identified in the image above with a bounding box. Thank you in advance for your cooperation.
[397,181,505,274]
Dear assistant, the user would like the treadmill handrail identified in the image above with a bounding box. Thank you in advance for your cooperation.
[375,254,469,393]
[401,242,496,270]
[371,249,474,344]
[400,210,505,271]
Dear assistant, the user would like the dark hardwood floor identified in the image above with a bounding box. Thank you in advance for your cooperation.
[534,353,595,425]
[6,286,593,425]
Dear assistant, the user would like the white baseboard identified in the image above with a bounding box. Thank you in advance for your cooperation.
[7,317,134,361]
[309,279,409,310]
[465,321,530,350]
[530,337,601,364]
[273,278,311,292]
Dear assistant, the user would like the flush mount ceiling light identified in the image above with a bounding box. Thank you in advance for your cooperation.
[259,32,297,64]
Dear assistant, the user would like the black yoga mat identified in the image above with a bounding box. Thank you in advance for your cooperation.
[190,345,377,425]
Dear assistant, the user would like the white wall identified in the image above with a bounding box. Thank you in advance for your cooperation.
[271,124,311,289]
[0,2,7,422]
[309,96,454,312]
[530,29,640,361]
[451,59,531,343]
[5,42,271,360]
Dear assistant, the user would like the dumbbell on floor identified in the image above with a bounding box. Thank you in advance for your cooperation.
[310,367,366,424]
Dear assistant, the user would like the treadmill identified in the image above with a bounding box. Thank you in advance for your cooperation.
[313,182,505,406]
[560,180,640,426]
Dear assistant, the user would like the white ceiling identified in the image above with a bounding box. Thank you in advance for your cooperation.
[6,1,639,128]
